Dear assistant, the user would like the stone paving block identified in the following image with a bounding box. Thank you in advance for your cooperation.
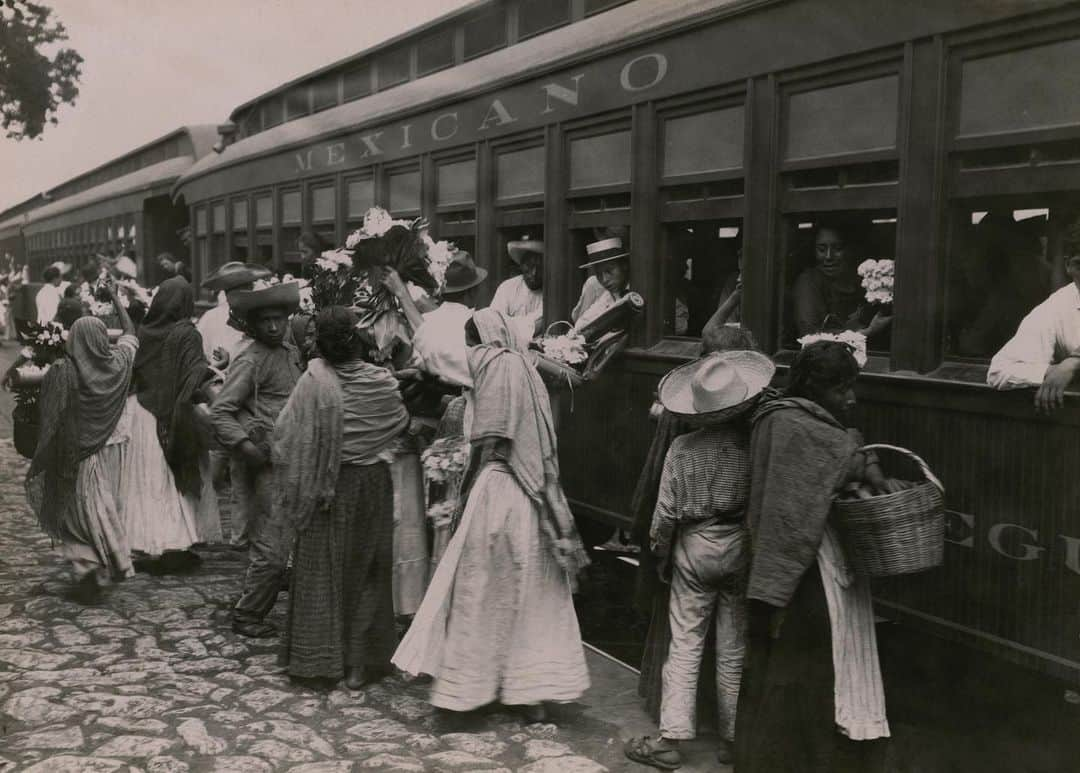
[20,755,127,773]
[92,735,177,758]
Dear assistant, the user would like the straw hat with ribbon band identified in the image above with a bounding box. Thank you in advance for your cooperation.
[659,350,776,423]
[201,261,274,292]
[228,282,301,317]
[507,238,544,266]
[579,237,629,269]
[441,252,488,294]
[49,260,72,276]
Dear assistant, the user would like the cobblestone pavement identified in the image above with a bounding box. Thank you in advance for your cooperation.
[0,437,632,773]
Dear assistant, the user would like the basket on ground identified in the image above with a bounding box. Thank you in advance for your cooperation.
[834,444,945,577]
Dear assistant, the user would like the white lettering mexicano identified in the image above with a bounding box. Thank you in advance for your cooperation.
[293,51,670,173]
[946,510,1080,574]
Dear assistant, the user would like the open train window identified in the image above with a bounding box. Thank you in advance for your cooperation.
[345,176,375,232]
[280,189,302,274]
[231,198,249,262]
[387,168,421,218]
[779,211,897,353]
[309,183,337,250]
[945,201,1074,361]
[662,220,742,338]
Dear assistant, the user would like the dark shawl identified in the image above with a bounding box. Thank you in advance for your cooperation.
[745,396,859,607]
[133,276,210,496]
[27,317,134,539]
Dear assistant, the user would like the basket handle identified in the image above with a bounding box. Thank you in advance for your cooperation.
[544,320,575,337]
[858,443,944,496]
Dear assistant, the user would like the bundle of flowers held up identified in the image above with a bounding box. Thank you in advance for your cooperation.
[8,321,69,411]
[857,259,894,306]
[797,330,868,368]
[538,330,588,368]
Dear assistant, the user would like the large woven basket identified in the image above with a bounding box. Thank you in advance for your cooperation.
[834,444,945,578]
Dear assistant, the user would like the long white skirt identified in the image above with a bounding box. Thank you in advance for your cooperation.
[120,396,220,555]
[393,463,589,710]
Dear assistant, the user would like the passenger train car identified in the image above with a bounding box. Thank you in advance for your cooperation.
[6,0,1080,684]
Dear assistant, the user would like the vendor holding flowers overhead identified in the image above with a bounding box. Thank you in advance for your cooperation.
[573,234,632,331]
[792,224,892,342]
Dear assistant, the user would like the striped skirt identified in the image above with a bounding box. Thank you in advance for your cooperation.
[283,462,396,680]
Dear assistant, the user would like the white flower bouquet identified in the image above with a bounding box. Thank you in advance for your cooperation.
[857,259,894,307]
[421,436,471,485]
[538,331,589,368]
[797,330,868,368]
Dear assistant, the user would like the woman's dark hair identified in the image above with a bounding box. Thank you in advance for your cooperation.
[62,284,80,299]
[315,306,360,364]
[55,297,85,329]
[42,266,59,282]
[787,340,859,399]
[81,263,99,283]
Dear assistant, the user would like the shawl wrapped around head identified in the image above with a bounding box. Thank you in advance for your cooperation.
[745,395,859,607]
[133,276,210,496]
[466,308,590,586]
[27,317,134,539]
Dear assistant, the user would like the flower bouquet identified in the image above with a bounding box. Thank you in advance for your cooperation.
[857,259,894,314]
[422,435,471,561]
[9,321,69,458]
[797,330,868,368]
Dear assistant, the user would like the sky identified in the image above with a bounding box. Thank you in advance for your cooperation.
[0,0,475,212]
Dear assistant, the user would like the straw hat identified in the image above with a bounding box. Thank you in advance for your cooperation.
[442,252,488,294]
[658,350,775,422]
[579,237,628,269]
[201,261,273,292]
[507,237,544,265]
[114,256,138,280]
[229,282,300,317]
[49,260,72,276]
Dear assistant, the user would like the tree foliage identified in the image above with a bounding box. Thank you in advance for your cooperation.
[0,0,82,140]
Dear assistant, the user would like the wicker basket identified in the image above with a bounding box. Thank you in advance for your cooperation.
[834,444,945,578]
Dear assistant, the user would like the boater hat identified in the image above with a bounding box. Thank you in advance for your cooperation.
[507,237,544,265]
[658,350,775,423]
[579,237,629,269]
[229,282,300,317]
[442,252,489,294]
[201,261,273,292]
[114,256,138,280]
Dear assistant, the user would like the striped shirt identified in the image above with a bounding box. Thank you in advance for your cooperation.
[649,424,751,557]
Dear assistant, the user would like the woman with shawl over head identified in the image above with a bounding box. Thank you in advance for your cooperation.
[123,276,221,566]
[733,341,898,773]
[26,284,138,602]
[275,306,409,689]
[393,308,590,722]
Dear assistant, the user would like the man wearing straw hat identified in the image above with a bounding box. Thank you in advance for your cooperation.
[572,234,631,331]
[197,261,274,365]
[490,236,544,339]
[625,349,775,770]
[211,281,302,638]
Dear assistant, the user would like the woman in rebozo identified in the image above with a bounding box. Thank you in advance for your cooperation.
[124,276,220,564]
[275,306,408,688]
[393,308,590,721]
[26,284,137,601]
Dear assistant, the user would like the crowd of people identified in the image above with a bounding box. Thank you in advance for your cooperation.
[11,216,1080,772]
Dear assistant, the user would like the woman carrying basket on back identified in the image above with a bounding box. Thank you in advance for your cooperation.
[734,340,899,773]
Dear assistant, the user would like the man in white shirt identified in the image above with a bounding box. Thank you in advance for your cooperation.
[411,252,488,388]
[988,253,1080,413]
[490,237,544,339]
[196,262,272,365]
[35,265,64,323]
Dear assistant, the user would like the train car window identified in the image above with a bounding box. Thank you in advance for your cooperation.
[388,170,421,216]
[780,211,897,353]
[262,98,283,130]
[944,203,1071,361]
[232,200,248,232]
[210,203,227,272]
[211,203,226,234]
[663,107,744,179]
[280,190,303,273]
[436,159,477,208]
[518,0,570,41]
[662,220,743,337]
[343,63,372,103]
[785,75,899,163]
[958,39,1080,139]
[255,196,273,229]
[569,131,632,190]
[378,47,411,90]
[311,185,336,224]
[584,0,630,15]
[312,76,338,113]
[463,7,507,61]
[418,27,455,76]
[284,87,310,121]
[281,191,302,225]
[346,178,375,224]
[496,146,545,202]
[195,208,208,237]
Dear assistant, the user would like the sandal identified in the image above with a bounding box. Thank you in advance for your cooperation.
[231,619,277,638]
[624,735,682,770]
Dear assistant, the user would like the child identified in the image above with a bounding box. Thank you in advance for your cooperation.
[625,347,776,769]
[734,340,894,773]
[211,282,302,638]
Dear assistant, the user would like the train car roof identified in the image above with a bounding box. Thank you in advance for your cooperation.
[13,125,217,233]
[175,0,759,196]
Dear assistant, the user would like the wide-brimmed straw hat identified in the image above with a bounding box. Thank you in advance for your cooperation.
[658,350,775,422]
[507,237,544,265]
[114,256,138,279]
[442,252,488,294]
[229,282,300,317]
[579,237,628,269]
[201,261,273,292]
[49,260,72,276]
